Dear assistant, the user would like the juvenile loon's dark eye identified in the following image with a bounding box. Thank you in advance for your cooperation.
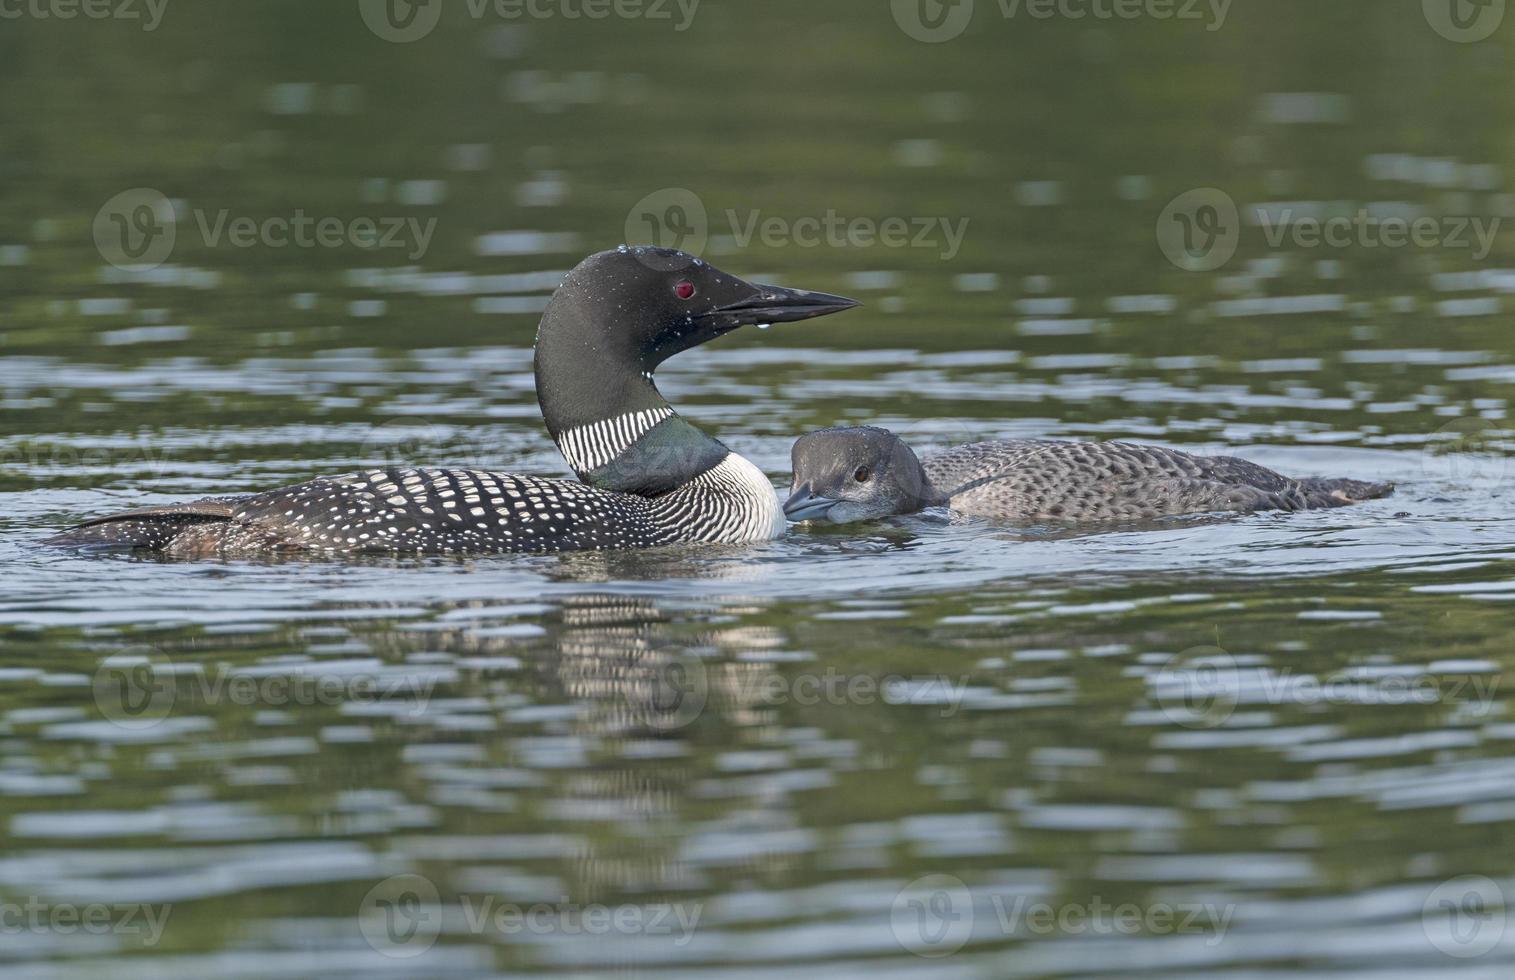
[674,280,696,299]
[854,466,871,483]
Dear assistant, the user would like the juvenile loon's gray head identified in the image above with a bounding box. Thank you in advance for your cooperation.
[783,426,937,524]
[534,247,859,496]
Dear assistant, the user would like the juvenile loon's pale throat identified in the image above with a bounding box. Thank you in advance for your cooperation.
[45,247,858,557]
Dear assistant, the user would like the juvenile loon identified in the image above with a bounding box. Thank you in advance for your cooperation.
[783,426,1392,525]
[47,247,859,557]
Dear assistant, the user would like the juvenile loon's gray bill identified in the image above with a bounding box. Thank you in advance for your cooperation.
[782,485,840,522]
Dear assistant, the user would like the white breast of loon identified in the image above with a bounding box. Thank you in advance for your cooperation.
[550,404,784,544]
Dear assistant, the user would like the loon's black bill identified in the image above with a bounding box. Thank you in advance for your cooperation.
[782,486,840,523]
[701,284,860,330]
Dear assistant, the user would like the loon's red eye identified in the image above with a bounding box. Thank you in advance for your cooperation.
[674,280,696,300]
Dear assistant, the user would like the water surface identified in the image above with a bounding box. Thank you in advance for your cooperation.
[3,1,1515,976]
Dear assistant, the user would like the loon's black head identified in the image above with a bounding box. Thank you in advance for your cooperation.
[538,246,860,373]
[783,426,935,524]
[534,247,860,496]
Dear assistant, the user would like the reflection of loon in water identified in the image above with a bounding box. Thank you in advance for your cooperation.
[552,597,705,736]
[435,596,804,906]
[784,426,1394,525]
[545,597,808,909]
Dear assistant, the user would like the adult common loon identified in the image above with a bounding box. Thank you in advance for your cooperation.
[783,426,1392,524]
[47,247,859,557]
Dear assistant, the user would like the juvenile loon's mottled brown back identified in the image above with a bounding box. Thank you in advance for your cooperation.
[921,440,1392,522]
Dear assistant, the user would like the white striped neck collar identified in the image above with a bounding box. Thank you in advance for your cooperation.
[554,407,730,498]
[555,406,676,476]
